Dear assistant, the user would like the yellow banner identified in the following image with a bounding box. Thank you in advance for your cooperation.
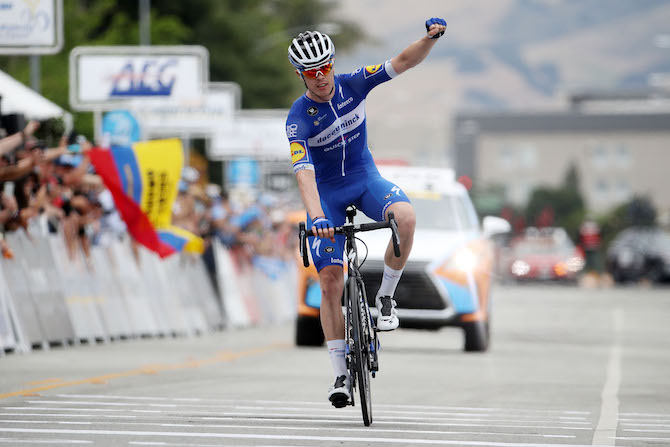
[133,138,183,229]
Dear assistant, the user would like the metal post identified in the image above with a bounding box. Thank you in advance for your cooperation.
[94,110,102,144]
[139,0,151,46]
[30,55,40,93]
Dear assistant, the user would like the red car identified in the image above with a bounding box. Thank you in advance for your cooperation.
[506,228,585,282]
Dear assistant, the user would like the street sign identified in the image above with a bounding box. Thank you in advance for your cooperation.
[210,109,289,160]
[0,0,63,55]
[69,45,209,111]
[136,82,240,138]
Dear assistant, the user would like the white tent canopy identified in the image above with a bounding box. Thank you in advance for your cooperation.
[0,69,72,125]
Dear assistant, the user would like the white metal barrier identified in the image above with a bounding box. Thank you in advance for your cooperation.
[0,232,298,354]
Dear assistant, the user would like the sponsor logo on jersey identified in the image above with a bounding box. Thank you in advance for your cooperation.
[384,193,393,200]
[364,64,382,78]
[291,142,306,163]
[351,68,362,75]
[307,106,318,116]
[308,103,367,147]
[312,237,321,257]
[286,123,298,138]
[325,246,334,253]
[337,96,353,110]
[314,120,320,126]
[330,257,344,265]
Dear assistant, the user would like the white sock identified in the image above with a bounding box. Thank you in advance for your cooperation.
[376,264,404,299]
[327,339,347,378]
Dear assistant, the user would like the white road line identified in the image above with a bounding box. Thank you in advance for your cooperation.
[27,400,177,408]
[129,443,314,447]
[38,399,589,422]
[623,428,670,433]
[591,307,623,446]
[6,405,593,427]
[620,412,670,417]
[615,436,670,441]
[0,439,92,444]
[620,418,670,423]
[3,407,126,412]
[0,420,93,425]
[0,419,578,439]
[620,423,670,428]
[57,395,199,402]
[0,428,624,447]
[0,410,592,431]
[0,413,136,419]
[54,395,590,415]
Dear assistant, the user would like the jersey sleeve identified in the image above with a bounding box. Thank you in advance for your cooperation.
[342,60,398,98]
[286,108,314,174]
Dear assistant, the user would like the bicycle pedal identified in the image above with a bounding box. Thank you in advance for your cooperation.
[331,399,348,409]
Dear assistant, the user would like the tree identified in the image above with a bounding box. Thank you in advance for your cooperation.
[524,163,585,241]
[597,195,657,251]
[0,0,363,138]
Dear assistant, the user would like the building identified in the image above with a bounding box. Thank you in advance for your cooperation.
[453,91,670,214]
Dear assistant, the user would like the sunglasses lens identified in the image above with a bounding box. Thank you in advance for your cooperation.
[302,61,333,79]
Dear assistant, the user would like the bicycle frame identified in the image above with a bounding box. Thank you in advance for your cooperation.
[298,206,400,426]
[341,207,379,378]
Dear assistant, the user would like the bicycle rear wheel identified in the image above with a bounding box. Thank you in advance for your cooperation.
[349,278,372,426]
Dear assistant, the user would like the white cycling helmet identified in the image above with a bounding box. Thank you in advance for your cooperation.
[288,30,335,71]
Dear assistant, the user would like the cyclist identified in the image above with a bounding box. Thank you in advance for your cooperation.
[286,18,447,407]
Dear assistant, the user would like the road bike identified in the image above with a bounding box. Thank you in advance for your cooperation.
[299,206,401,426]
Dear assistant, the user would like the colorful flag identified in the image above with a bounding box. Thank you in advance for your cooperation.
[90,139,203,258]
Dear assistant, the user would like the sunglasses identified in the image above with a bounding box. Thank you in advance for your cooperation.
[301,60,334,79]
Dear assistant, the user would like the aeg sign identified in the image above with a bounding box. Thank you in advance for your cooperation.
[69,46,208,111]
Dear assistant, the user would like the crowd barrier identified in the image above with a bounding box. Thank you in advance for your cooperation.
[0,231,299,355]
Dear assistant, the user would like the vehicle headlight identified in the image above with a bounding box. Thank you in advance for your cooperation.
[451,248,478,272]
[511,260,530,276]
[565,256,585,272]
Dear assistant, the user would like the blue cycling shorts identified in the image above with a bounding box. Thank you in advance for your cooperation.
[306,170,411,272]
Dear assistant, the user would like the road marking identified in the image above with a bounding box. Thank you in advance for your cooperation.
[1,406,592,431]
[621,423,670,428]
[27,400,178,407]
[623,428,670,433]
[0,418,578,439]
[591,307,623,446]
[17,400,591,425]
[0,344,287,400]
[0,414,592,432]
[0,428,622,446]
[0,439,92,444]
[0,412,136,419]
[54,394,591,415]
[620,412,670,417]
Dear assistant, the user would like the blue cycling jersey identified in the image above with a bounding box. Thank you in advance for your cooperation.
[286,60,398,184]
[286,60,412,272]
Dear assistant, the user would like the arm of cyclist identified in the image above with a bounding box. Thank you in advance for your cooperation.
[390,18,447,75]
[295,168,335,242]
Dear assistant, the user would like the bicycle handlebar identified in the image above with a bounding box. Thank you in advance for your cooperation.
[298,212,401,268]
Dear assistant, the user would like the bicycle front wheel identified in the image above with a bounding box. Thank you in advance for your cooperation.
[349,277,372,426]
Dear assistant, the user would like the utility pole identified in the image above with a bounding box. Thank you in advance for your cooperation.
[30,55,40,93]
[139,0,151,46]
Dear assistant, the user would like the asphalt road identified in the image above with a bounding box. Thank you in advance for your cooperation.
[1,284,669,447]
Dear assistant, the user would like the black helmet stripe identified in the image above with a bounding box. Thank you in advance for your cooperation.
[288,30,334,70]
[317,32,326,54]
